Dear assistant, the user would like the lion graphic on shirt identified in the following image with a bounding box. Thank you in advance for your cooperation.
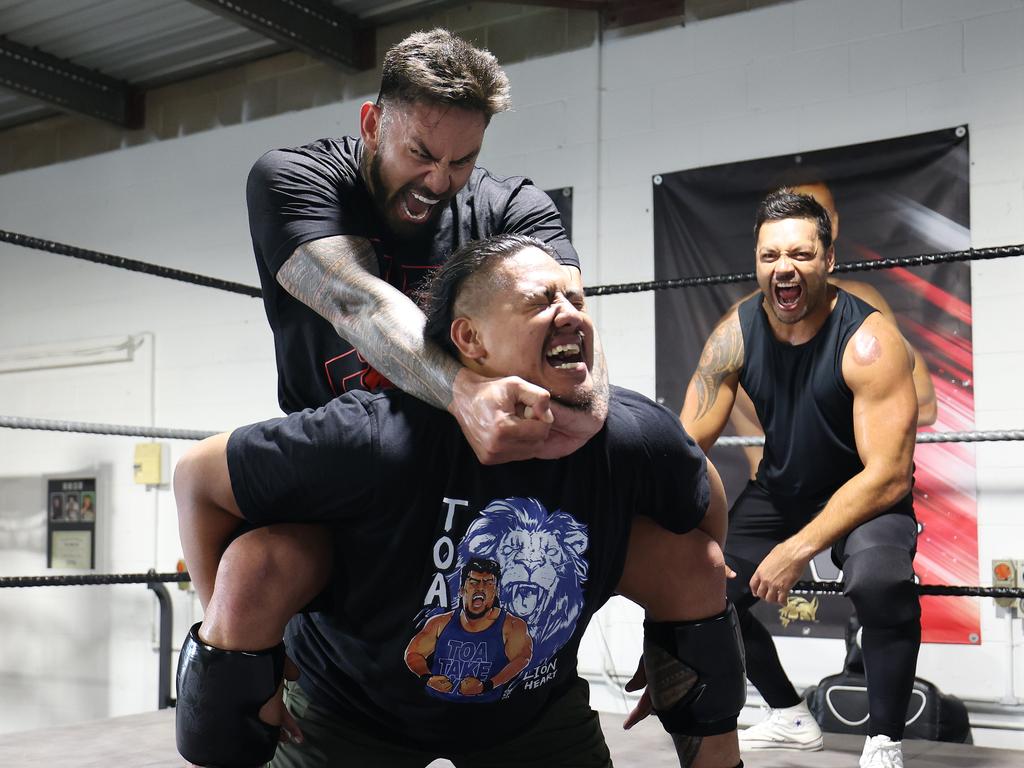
[448,497,589,680]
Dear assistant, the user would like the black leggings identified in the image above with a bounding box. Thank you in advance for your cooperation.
[725,482,921,740]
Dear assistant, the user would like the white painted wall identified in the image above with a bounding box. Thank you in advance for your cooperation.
[1,0,1022,743]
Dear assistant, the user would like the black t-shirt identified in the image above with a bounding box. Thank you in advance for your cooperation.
[246,137,581,413]
[739,289,911,508]
[226,386,708,751]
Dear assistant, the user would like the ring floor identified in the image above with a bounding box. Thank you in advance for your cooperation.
[0,709,1019,767]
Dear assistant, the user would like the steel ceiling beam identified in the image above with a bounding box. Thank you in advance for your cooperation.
[0,36,143,128]
[486,0,684,28]
[189,0,374,71]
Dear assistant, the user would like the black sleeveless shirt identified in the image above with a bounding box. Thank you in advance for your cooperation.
[738,288,880,505]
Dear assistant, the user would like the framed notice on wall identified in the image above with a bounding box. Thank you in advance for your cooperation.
[47,477,96,569]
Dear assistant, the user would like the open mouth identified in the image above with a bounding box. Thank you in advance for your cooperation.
[400,190,440,222]
[774,282,803,311]
[510,583,542,616]
[545,333,586,371]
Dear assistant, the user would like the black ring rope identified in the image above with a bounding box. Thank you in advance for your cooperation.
[0,571,190,588]
[0,230,262,298]
[3,414,1020,446]
[2,228,1022,299]
[792,581,1023,599]
[1,571,1018,599]
[585,243,1024,297]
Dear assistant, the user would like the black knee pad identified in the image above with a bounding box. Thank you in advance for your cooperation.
[175,622,286,768]
[843,547,920,627]
[643,603,746,737]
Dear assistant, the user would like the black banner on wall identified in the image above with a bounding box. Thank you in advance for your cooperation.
[652,127,978,643]
[546,187,573,242]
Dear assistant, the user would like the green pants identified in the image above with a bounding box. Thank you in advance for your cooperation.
[270,677,613,768]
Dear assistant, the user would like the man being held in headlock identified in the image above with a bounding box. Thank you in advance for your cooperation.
[681,190,919,768]
[175,235,746,768]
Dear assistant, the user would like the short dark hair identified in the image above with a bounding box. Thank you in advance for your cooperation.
[379,29,511,119]
[754,188,834,251]
[461,557,501,586]
[420,234,558,356]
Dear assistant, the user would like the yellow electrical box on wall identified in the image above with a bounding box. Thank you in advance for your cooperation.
[133,443,166,485]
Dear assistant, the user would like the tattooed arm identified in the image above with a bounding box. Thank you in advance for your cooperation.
[679,309,744,454]
[276,235,593,464]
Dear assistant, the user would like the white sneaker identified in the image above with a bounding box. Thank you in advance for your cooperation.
[738,701,824,751]
[860,735,903,768]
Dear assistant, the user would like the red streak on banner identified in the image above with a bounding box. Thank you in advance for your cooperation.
[849,244,973,323]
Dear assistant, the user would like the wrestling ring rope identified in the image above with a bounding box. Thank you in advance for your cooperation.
[2,227,1022,738]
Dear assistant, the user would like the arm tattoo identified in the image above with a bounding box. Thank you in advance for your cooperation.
[693,319,743,420]
[277,237,459,409]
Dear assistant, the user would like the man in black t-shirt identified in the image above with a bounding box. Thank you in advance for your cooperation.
[247,28,605,462]
[175,236,745,768]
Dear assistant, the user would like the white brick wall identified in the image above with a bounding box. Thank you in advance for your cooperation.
[1,0,1022,742]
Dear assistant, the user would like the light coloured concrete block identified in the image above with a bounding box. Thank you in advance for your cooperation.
[599,123,704,188]
[690,3,797,74]
[969,124,1024,184]
[747,45,850,111]
[599,85,654,139]
[653,66,747,128]
[901,0,1022,30]
[696,108,809,169]
[794,0,900,49]
[794,87,908,151]
[599,25,696,92]
[971,294,1024,354]
[494,141,598,192]
[965,8,1024,73]
[851,23,963,93]
[907,79,1023,137]
[974,350,1024,408]
[484,97,568,156]
[970,180,1024,247]
[972,252,1024,298]
[506,48,599,109]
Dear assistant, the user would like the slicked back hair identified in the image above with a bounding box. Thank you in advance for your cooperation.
[754,188,834,252]
[420,234,558,357]
[379,29,511,120]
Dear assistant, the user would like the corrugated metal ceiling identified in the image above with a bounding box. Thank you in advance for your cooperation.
[0,0,457,129]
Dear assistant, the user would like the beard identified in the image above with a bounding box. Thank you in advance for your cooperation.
[364,150,444,245]
[463,600,495,620]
